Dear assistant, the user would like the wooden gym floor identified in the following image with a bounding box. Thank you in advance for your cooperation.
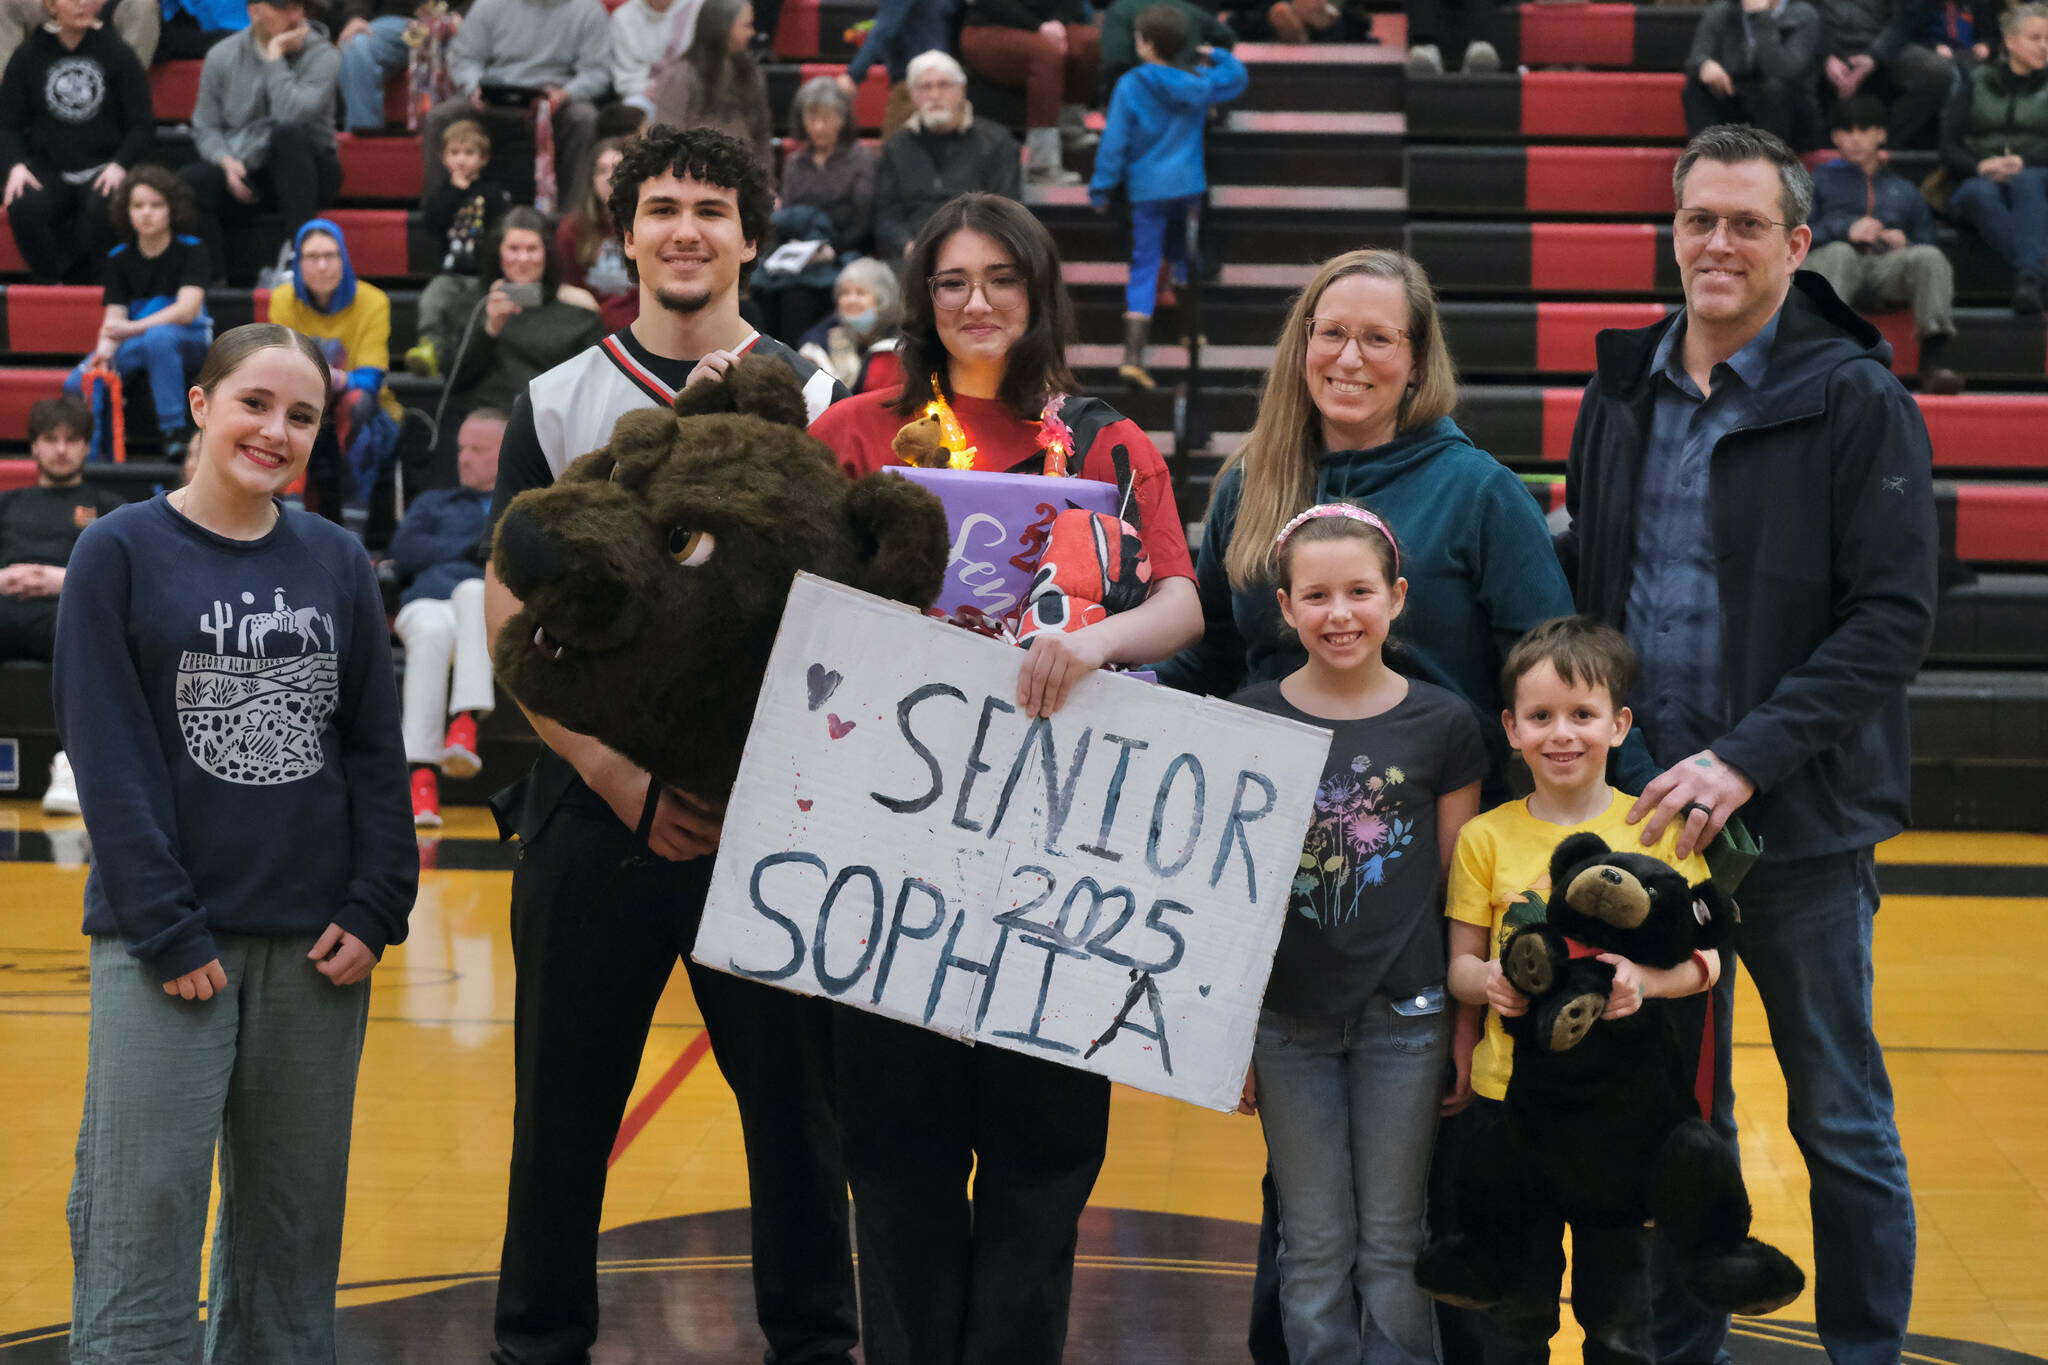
[1,802,2043,1363]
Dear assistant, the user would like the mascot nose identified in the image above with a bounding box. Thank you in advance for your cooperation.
[496,505,568,593]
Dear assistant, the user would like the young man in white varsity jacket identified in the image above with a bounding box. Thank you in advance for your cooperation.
[482,125,854,1365]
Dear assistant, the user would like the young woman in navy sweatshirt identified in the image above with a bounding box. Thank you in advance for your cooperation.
[53,323,417,1363]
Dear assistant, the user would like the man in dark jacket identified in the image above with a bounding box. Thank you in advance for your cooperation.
[390,406,501,829]
[1558,124,1931,1365]
[874,48,1022,259]
[1808,94,1964,390]
[1681,0,1823,147]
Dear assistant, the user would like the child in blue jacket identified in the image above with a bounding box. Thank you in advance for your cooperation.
[1089,4,1246,390]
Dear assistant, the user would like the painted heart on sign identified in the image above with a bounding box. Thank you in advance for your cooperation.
[826,714,856,740]
[806,664,843,711]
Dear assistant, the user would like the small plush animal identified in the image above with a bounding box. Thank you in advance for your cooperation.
[489,357,949,795]
[1014,509,1151,640]
[1416,833,1805,1320]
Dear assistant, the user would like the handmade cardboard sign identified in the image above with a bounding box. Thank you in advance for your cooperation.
[694,574,1332,1111]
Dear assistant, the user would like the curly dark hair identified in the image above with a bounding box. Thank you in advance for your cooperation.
[108,164,197,245]
[606,124,774,287]
[891,193,1081,422]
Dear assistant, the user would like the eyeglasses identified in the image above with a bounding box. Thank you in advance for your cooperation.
[1304,318,1409,360]
[1673,210,1793,242]
[929,271,1028,311]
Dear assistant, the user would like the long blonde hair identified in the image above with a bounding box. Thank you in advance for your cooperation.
[1219,249,1458,591]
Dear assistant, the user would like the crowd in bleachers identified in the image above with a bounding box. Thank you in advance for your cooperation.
[1668,0,2048,319]
[4,0,2037,504]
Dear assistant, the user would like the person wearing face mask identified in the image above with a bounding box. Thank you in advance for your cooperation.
[1940,2,2048,313]
[266,219,403,534]
[798,254,902,388]
[0,0,154,283]
[874,49,1022,260]
[756,76,875,344]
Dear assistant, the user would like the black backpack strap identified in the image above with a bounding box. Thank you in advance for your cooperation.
[998,396,1141,528]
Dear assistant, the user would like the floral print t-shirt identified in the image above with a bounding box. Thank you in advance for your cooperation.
[1233,678,1488,1021]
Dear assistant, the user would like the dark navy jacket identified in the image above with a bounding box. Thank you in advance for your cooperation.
[1809,158,1939,247]
[390,485,491,607]
[1557,271,1938,861]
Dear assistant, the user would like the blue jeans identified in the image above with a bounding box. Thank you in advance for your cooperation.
[1255,990,1449,1365]
[1951,167,2048,286]
[1652,848,1913,1365]
[68,933,371,1364]
[1126,195,1199,317]
[338,13,412,129]
[65,320,212,457]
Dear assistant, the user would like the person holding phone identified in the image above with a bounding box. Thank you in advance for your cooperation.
[430,206,602,487]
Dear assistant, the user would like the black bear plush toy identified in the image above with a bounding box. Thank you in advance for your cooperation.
[1416,832,1806,1319]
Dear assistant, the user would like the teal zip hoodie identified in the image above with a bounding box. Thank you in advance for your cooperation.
[1157,416,1575,789]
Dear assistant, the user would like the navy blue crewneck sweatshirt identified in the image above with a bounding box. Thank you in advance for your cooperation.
[52,494,417,981]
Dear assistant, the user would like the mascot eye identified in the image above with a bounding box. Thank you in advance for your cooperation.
[668,527,715,566]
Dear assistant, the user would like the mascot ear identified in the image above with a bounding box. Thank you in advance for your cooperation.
[571,407,676,489]
[1687,878,1738,949]
[844,472,950,609]
[674,355,810,430]
[1548,831,1614,891]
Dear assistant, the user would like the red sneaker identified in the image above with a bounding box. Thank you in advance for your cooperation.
[440,713,481,779]
[411,767,442,829]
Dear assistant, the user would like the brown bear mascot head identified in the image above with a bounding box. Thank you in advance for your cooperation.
[490,357,949,793]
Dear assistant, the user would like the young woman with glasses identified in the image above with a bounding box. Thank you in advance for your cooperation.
[807,190,1202,1365]
[1154,247,1579,1362]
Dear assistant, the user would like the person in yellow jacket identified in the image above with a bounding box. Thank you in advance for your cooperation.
[266,217,402,535]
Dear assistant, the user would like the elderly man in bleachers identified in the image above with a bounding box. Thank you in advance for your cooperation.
[874,49,1021,259]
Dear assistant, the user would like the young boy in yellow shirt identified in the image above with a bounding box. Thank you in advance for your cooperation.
[1442,615,1721,1360]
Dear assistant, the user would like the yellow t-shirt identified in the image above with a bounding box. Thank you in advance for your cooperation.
[1446,789,1710,1102]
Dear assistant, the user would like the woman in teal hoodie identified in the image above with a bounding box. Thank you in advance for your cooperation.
[1158,247,1575,1363]
[1159,247,1572,790]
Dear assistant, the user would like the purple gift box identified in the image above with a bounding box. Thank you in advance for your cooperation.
[887,466,1118,626]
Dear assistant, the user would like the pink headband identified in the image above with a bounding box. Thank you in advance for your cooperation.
[1273,503,1401,575]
